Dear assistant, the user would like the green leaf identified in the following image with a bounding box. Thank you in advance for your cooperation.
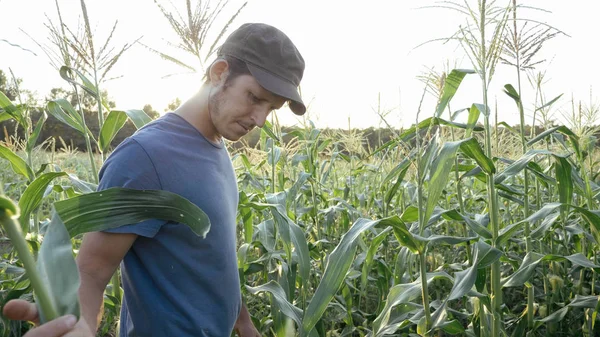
[18,172,68,232]
[261,197,311,293]
[497,122,520,136]
[571,206,600,244]
[436,320,465,335]
[0,112,13,122]
[26,112,47,154]
[36,211,81,323]
[54,188,211,238]
[530,212,561,240]
[46,99,86,135]
[448,241,501,300]
[568,295,599,309]
[497,203,562,246]
[527,125,580,158]
[555,157,573,212]
[465,104,482,138]
[424,140,465,225]
[382,157,412,187]
[503,253,600,288]
[246,281,303,327]
[448,266,477,300]
[535,94,563,112]
[423,234,478,246]
[113,109,153,130]
[99,110,128,153]
[434,69,475,117]
[562,253,600,269]
[400,206,419,223]
[474,240,503,269]
[1,197,72,323]
[387,216,423,254]
[0,143,35,182]
[533,306,569,330]
[300,217,406,336]
[503,84,520,101]
[459,138,495,174]
[502,252,543,288]
[286,172,310,209]
[459,213,492,240]
[384,159,411,208]
[59,66,98,98]
[361,227,392,294]
[495,149,566,184]
[0,90,26,127]
[261,120,281,143]
[372,272,452,336]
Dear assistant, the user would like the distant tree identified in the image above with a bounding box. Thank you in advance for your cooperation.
[0,70,18,101]
[143,104,160,119]
[0,69,38,106]
[165,98,181,112]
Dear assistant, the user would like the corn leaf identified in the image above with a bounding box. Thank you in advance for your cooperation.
[59,66,98,98]
[495,150,567,184]
[424,140,466,226]
[434,69,475,117]
[99,110,129,153]
[113,109,153,130]
[533,306,569,330]
[372,272,452,337]
[568,295,599,309]
[459,137,495,174]
[301,217,403,336]
[26,111,47,154]
[46,99,87,135]
[0,143,35,182]
[502,253,599,288]
[0,91,26,128]
[18,172,68,232]
[246,281,303,327]
[465,104,483,138]
[36,211,81,323]
[54,188,211,238]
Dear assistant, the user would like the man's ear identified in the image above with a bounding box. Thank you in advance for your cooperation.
[209,59,229,86]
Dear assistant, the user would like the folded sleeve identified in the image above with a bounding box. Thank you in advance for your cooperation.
[98,138,166,237]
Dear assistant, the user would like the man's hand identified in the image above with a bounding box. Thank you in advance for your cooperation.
[2,299,93,337]
[234,304,261,337]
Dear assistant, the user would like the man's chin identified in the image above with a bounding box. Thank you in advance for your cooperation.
[223,134,243,142]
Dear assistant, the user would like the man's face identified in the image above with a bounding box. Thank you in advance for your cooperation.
[208,74,286,142]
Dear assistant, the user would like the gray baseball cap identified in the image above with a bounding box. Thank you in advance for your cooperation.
[218,23,306,115]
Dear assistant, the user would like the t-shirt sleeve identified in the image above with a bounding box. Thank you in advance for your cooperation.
[98,138,166,238]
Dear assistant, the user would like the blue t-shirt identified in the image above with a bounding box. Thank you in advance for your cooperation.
[98,113,241,337]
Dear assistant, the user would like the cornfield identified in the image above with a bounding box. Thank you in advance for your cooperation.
[2,0,600,336]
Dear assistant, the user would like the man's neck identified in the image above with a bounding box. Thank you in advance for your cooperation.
[173,87,221,144]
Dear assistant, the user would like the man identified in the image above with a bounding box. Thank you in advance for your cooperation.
[3,22,305,337]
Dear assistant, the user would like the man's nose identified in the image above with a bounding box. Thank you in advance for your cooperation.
[251,107,270,128]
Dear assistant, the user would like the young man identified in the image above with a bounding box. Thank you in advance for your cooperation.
[3,22,305,337]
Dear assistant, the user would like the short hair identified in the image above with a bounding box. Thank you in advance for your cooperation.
[203,55,251,85]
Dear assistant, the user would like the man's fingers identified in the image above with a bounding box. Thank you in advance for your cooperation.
[2,299,39,324]
[23,315,77,337]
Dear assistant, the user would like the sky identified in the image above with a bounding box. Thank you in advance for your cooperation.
[1,0,599,130]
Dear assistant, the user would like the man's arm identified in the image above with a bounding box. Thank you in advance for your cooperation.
[234,303,260,337]
[76,231,137,333]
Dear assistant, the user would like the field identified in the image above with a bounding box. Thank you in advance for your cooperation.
[2,116,600,337]
[2,0,600,336]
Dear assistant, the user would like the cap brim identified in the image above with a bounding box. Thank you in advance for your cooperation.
[246,63,306,115]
